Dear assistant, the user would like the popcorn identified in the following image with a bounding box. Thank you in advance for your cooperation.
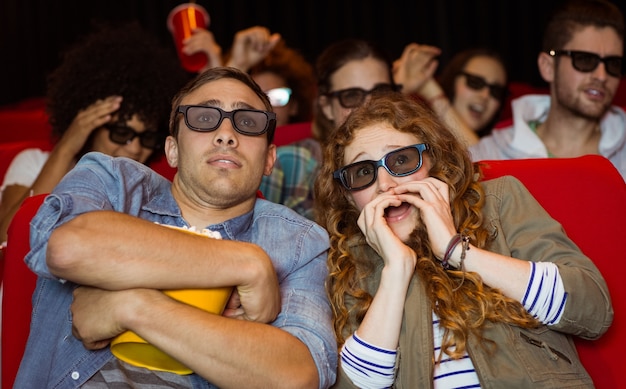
[155,222,222,239]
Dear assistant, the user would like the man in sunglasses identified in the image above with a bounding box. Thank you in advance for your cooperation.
[469,0,626,181]
[15,67,337,388]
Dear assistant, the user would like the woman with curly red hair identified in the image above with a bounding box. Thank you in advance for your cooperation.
[315,91,611,388]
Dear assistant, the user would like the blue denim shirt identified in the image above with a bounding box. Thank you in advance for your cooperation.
[15,152,337,389]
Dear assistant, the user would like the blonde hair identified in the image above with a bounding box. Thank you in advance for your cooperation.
[314,92,538,360]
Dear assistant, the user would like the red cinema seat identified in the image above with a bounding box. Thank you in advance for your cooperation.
[272,121,312,147]
[1,193,47,389]
[480,155,625,389]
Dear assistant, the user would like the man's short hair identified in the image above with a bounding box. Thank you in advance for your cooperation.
[541,0,625,52]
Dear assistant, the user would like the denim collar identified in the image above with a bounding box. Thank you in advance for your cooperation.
[140,187,254,241]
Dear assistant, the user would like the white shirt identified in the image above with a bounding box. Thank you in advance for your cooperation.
[1,148,49,192]
[469,94,626,181]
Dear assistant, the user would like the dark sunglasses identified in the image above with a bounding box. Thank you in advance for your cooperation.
[333,143,430,191]
[176,105,276,136]
[106,125,163,150]
[326,84,398,109]
[459,71,507,100]
[547,50,623,78]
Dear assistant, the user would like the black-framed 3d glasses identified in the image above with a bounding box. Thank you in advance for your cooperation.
[333,143,430,191]
[326,84,399,109]
[548,50,623,78]
[106,125,163,150]
[176,105,276,136]
[459,71,507,100]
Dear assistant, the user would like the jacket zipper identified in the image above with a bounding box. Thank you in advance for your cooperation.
[520,332,572,364]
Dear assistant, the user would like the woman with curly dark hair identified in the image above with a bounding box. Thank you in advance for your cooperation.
[315,92,611,388]
[0,21,188,244]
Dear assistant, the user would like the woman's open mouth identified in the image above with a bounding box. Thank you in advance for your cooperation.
[384,202,412,222]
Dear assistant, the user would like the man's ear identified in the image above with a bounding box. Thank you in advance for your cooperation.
[164,136,179,168]
[538,52,555,83]
[263,144,277,176]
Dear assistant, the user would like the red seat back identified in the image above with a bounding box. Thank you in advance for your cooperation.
[0,98,51,143]
[499,82,548,123]
[480,155,626,388]
[1,193,47,389]
[272,121,312,147]
[148,151,177,181]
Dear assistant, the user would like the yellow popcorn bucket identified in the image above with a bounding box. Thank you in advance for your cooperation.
[110,286,233,374]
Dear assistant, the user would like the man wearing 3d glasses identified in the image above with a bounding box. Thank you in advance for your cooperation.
[15,67,337,389]
[469,0,626,181]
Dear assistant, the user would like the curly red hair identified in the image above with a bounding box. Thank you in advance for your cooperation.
[314,92,538,359]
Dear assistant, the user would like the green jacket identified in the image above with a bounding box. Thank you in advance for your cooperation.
[333,176,611,389]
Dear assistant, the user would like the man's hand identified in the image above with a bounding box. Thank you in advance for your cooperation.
[71,286,139,350]
[227,249,281,323]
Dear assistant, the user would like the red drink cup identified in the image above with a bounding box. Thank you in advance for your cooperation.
[167,3,210,72]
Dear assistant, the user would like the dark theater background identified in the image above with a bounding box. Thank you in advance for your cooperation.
[0,0,625,107]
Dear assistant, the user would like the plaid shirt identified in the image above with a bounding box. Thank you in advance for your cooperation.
[260,138,321,220]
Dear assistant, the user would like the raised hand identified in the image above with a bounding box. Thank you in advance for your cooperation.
[58,96,122,157]
[182,28,223,72]
[225,26,281,72]
[393,43,441,95]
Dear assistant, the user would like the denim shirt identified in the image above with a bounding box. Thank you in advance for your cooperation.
[15,152,338,389]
